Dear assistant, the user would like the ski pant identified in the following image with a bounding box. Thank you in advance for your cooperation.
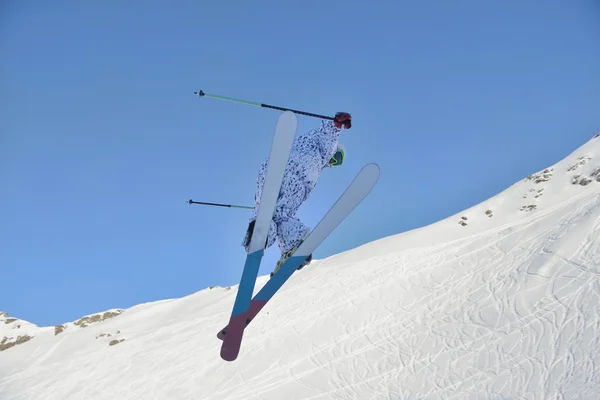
[249,161,310,254]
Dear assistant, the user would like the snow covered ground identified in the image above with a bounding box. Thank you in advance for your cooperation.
[2,133,600,399]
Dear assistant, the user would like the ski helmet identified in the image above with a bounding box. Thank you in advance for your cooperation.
[328,143,346,167]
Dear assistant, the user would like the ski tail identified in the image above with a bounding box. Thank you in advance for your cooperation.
[217,163,380,341]
[220,111,298,362]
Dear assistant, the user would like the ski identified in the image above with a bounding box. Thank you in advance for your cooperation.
[217,163,380,343]
[220,111,297,362]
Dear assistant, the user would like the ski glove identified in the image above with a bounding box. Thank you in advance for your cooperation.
[334,112,352,129]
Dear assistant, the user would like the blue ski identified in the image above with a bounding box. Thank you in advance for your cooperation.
[220,111,297,362]
[217,163,380,344]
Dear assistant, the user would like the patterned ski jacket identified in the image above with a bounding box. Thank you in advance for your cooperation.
[283,119,342,201]
[249,119,342,252]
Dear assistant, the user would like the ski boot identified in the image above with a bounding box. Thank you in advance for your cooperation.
[241,220,254,251]
[242,220,268,252]
[269,252,312,278]
[269,230,312,278]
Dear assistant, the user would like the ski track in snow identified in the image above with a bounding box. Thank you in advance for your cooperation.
[2,136,600,399]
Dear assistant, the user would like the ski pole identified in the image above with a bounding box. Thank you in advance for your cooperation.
[188,199,253,210]
[194,90,335,121]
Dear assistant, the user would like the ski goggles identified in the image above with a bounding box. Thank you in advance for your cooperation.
[329,148,345,167]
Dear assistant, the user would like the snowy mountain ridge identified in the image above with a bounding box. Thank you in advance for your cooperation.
[364,131,600,253]
[1,132,600,399]
[0,309,126,352]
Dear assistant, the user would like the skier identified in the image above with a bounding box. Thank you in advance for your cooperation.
[242,112,352,275]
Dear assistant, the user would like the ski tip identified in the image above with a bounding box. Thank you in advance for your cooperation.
[282,110,296,118]
[220,349,239,362]
[274,110,298,131]
[217,326,228,340]
[220,338,242,361]
[219,314,247,361]
[364,163,381,179]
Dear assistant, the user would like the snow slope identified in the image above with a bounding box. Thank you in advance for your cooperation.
[2,133,600,400]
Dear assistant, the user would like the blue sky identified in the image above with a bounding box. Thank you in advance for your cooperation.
[2,1,599,327]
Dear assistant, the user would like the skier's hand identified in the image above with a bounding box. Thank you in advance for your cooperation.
[334,112,352,129]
